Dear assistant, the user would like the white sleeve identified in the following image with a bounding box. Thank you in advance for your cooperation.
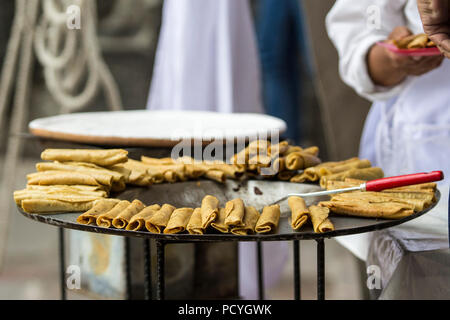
[326,0,411,102]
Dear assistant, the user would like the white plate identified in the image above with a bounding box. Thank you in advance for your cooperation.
[29,110,287,146]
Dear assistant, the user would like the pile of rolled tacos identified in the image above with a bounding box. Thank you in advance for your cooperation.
[14,142,438,234]
[14,141,323,214]
[76,196,283,235]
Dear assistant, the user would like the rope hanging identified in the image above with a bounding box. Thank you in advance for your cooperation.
[0,0,124,270]
[34,0,123,113]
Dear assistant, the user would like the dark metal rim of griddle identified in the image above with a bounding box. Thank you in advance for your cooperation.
[17,189,441,243]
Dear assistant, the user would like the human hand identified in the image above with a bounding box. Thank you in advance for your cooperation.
[386,26,444,76]
[368,26,444,86]
[417,0,450,58]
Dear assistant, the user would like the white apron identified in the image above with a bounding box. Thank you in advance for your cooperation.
[376,59,450,184]
[337,59,450,262]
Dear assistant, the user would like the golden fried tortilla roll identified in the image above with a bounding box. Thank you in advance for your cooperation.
[292,158,362,183]
[217,163,245,178]
[319,167,384,188]
[26,184,108,193]
[247,163,259,172]
[387,182,437,192]
[309,205,334,233]
[23,186,108,201]
[126,204,161,231]
[211,208,229,233]
[200,162,245,179]
[201,195,219,228]
[27,171,107,187]
[37,161,126,181]
[145,164,186,183]
[247,140,271,155]
[343,178,436,194]
[231,206,260,235]
[14,190,104,206]
[187,208,204,235]
[255,204,281,234]
[37,162,128,192]
[326,180,361,190]
[141,156,175,165]
[204,170,226,183]
[114,159,153,186]
[256,155,285,176]
[107,164,132,181]
[231,148,249,167]
[318,159,371,176]
[41,149,128,166]
[407,33,428,48]
[248,154,272,167]
[285,152,321,171]
[146,204,176,233]
[332,192,431,212]
[224,198,245,227]
[21,199,95,214]
[319,199,414,219]
[33,167,114,187]
[380,191,435,202]
[272,156,286,172]
[314,157,361,170]
[96,200,130,228]
[164,208,194,234]
[278,171,295,181]
[184,164,206,179]
[112,200,146,229]
[174,156,203,178]
[77,199,121,225]
[426,40,436,47]
[393,34,417,48]
[302,146,320,157]
[284,146,303,156]
[288,196,310,230]
[290,172,313,183]
[268,141,289,156]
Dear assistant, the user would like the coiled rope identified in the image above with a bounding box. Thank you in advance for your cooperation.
[34,0,123,113]
[0,0,123,270]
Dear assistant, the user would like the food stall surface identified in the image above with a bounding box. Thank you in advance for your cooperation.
[0,156,363,300]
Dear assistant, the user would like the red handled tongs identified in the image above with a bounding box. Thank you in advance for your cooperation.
[271,171,444,204]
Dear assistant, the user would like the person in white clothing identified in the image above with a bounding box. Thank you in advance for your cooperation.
[327,0,448,181]
[326,0,450,261]
[146,0,263,114]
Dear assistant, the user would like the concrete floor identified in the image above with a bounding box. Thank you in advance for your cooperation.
[0,157,365,300]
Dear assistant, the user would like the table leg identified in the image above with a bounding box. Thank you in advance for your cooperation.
[156,240,166,300]
[293,240,301,300]
[144,239,152,300]
[59,228,66,300]
[124,237,132,300]
[257,241,264,300]
[316,239,325,300]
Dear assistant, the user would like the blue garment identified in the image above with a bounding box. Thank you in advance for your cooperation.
[256,0,312,143]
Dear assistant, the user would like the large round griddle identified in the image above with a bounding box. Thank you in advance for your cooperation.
[28,110,287,147]
[17,179,441,242]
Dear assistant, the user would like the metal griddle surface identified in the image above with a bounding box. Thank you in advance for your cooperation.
[17,180,441,242]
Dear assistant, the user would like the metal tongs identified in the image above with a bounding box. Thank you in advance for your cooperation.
[270,171,444,205]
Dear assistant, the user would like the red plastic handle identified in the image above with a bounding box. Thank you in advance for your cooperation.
[365,171,444,192]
